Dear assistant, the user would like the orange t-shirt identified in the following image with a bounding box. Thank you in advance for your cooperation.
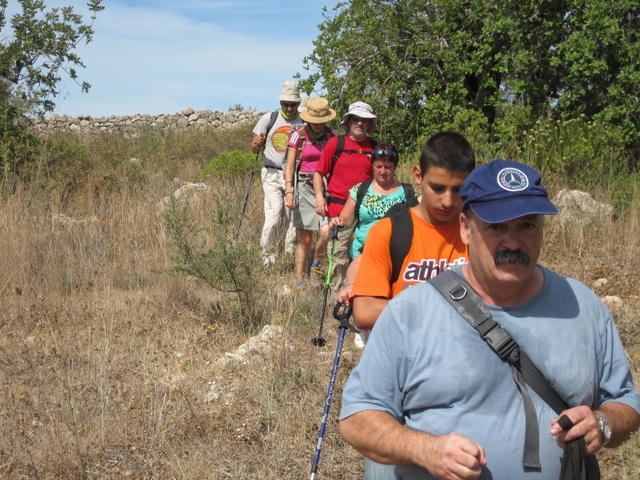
[350,208,469,299]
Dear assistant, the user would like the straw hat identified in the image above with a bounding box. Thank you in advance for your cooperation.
[299,97,337,124]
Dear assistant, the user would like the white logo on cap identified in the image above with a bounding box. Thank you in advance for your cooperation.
[497,168,529,191]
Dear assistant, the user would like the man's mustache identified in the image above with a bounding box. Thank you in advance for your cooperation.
[494,249,530,265]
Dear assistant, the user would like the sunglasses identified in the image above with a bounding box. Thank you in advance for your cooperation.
[280,102,299,108]
[351,115,372,123]
[372,148,398,160]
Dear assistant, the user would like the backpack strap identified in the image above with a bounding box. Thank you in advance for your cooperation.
[287,126,307,182]
[295,125,307,145]
[389,206,414,285]
[401,183,415,202]
[265,110,279,136]
[354,179,373,228]
[328,135,346,181]
[385,188,420,284]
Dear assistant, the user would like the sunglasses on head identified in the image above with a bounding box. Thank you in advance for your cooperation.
[280,102,299,108]
[372,148,397,160]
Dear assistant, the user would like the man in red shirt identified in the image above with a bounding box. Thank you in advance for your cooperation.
[313,101,377,290]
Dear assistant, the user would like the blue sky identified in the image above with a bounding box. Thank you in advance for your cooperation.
[46,0,340,117]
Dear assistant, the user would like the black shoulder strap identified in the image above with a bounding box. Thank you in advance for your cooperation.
[401,183,415,201]
[265,110,278,135]
[429,270,573,471]
[354,179,373,227]
[389,206,414,285]
[328,134,345,180]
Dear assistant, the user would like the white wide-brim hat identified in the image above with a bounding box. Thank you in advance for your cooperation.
[340,101,377,129]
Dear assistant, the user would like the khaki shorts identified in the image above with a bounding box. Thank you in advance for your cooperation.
[292,177,326,230]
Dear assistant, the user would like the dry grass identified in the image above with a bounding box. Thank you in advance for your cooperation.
[0,129,638,479]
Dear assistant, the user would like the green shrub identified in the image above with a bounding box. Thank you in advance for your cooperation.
[163,193,267,332]
[492,104,537,159]
[520,116,629,189]
[445,109,492,160]
[201,150,259,180]
[605,171,640,212]
[0,105,40,190]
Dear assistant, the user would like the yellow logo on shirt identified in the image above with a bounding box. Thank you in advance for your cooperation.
[271,125,292,153]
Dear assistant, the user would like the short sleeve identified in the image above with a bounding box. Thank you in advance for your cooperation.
[252,113,270,136]
[315,136,338,175]
[340,304,407,421]
[350,218,393,299]
[596,310,640,412]
[288,129,301,148]
[349,183,361,201]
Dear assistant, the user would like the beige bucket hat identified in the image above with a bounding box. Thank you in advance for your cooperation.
[278,80,301,102]
[299,97,337,124]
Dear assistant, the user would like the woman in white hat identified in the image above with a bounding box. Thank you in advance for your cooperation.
[284,97,338,288]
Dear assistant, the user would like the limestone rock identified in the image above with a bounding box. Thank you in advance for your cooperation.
[553,189,614,225]
[30,109,263,133]
[592,278,608,288]
[215,325,284,369]
[52,213,100,227]
[156,178,210,213]
[601,295,623,309]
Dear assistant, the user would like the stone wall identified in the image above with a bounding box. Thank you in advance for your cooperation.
[30,107,265,134]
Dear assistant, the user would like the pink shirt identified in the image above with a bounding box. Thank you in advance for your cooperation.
[288,127,337,173]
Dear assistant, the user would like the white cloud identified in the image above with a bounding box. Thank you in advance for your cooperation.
[52,0,335,117]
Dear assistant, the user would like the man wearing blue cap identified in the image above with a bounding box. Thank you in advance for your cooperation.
[339,159,640,480]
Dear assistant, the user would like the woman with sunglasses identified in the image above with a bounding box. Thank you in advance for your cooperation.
[284,97,338,288]
[329,143,414,299]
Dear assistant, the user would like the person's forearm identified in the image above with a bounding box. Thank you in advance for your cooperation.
[353,296,388,330]
[339,197,355,226]
[340,410,488,478]
[599,402,640,448]
[344,255,361,286]
[284,148,297,188]
[340,410,432,466]
[313,172,325,200]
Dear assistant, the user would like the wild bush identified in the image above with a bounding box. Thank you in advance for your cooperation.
[201,149,258,180]
[0,105,40,191]
[163,192,266,332]
[520,117,631,197]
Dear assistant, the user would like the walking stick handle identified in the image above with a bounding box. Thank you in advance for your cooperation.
[333,303,360,333]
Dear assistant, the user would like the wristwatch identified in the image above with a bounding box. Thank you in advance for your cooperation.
[594,411,612,446]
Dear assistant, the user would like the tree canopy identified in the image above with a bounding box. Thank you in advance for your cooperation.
[301,0,640,157]
[0,0,104,115]
[0,0,103,182]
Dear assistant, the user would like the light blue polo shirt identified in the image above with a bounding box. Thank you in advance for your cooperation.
[340,267,640,479]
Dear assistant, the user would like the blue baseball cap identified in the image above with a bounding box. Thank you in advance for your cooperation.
[460,158,558,223]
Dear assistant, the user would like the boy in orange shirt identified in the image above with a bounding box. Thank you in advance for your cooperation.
[349,132,475,330]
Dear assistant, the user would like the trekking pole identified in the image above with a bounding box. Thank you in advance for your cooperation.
[236,144,264,237]
[311,226,339,346]
[310,303,359,480]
